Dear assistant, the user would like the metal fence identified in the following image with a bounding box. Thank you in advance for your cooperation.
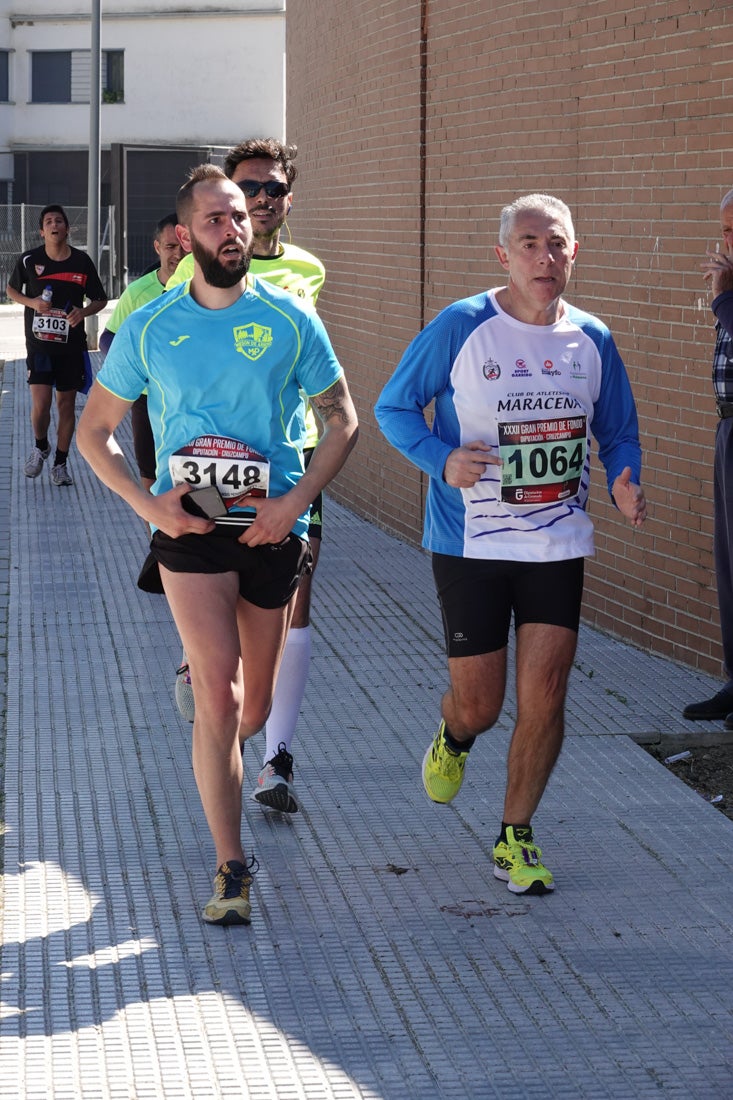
[0,204,115,300]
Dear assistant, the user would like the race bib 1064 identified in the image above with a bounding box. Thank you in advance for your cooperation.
[498,415,587,505]
[168,435,270,503]
[32,309,70,344]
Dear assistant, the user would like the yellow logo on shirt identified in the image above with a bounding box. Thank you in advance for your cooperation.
[234,322,273,362]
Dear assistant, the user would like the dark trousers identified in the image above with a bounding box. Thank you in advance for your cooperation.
[714,417,733,685]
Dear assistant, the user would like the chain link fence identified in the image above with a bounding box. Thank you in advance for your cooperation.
[0,204,115,300]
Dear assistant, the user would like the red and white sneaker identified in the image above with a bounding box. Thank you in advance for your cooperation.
[251,742,299,813]
[175,663,195,724]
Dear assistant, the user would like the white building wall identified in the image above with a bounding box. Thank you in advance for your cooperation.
[0,2,285,154]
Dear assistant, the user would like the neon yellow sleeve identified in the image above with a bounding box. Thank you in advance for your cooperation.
[165,252,194,290]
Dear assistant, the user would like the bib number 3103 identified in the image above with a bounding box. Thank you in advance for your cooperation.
[32,309,70,344]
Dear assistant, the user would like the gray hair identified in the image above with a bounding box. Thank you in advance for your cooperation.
[498,193,575,247]
[721,188,733,212]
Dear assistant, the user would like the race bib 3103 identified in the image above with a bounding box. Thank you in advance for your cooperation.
[32,309,70,344]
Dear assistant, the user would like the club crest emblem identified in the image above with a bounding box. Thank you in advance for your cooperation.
[234,322,273,361]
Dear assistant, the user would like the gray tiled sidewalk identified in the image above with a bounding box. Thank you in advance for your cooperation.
[1,350,733,1100]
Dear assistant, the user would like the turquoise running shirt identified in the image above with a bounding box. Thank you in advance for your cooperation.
[96,276,343,538]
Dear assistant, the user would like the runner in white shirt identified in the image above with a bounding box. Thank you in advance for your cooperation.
[376,193,647,896]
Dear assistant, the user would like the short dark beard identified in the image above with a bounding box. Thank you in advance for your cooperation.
[190,233,254,289]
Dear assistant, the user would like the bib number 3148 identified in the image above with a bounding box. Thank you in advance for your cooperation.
[169,436,269,500]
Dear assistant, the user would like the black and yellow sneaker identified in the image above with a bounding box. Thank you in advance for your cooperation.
[493,826,554,895]
[202,858,257,926]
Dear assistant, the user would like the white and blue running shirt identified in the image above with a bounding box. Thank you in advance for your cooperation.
[96,277,343,538]
[375,288,642,561]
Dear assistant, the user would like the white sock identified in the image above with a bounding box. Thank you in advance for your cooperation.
[264,626,312,762]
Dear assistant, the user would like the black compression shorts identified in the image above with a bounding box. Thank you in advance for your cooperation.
[304,447,323,541]
[432,554,585,658]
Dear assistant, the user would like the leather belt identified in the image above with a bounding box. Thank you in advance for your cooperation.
[717,402,733,419]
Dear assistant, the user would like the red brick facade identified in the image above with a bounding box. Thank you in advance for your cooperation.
[286,1,733,675]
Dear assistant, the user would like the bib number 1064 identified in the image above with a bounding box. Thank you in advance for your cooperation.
[498,415,587,505]
[503,441,584,482]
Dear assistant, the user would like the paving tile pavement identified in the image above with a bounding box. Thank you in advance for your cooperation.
[1,341,732,1098]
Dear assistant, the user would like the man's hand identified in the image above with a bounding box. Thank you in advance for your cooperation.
[443,441,500,488]
[237,495,302,547]
[141,483,215,539]
[702,243,733,298]
[66,305,86,328]
[612,467,647,528]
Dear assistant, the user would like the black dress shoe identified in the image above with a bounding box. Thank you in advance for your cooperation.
[725,713,733,732]
[683,689,733,721]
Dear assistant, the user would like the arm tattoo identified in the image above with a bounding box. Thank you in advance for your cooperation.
[311,378,351,426]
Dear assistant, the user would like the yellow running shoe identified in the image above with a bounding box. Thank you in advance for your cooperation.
[202,859,256,925]
[493,826,554,895]
[422,720,471,803]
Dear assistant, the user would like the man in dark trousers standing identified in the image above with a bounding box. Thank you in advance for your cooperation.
[684,188,733,725]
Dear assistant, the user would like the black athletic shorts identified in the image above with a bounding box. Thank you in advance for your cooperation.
[131,394,156,482]
[432,554,585,658]
[138,526,312,608]
[304,447,323,541]
[26,348,87,392]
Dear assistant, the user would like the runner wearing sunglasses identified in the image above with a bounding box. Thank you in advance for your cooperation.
[166,140,327,815]
[168,141,325,303]
[78,165,358,925]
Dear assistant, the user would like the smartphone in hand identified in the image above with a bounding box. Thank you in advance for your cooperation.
[181,486,228,519]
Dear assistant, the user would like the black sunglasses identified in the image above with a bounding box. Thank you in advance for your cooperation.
[237,180,290,199]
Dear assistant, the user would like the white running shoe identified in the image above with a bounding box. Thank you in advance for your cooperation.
[175,663,195,723]
[51,462,73,486]
[25,445,51,478]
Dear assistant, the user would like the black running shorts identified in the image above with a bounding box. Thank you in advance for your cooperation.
[130,394,156,482]
[303,447,323,542]
[432,554,585,658]
[138,527,312,609]
[26,348,86,392]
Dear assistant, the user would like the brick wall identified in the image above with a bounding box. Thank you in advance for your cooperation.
[286,0,733,675]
